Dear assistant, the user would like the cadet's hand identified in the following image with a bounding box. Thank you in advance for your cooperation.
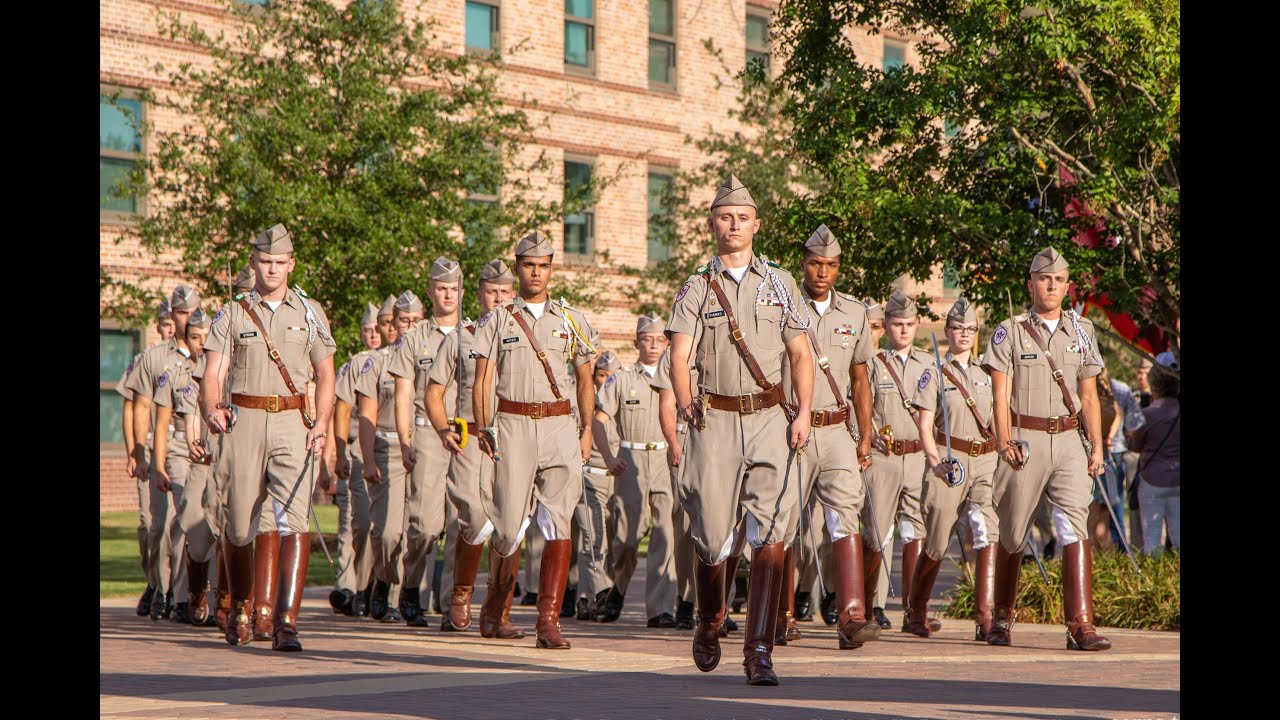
[477,431,495,460]
[606,457,629,475]
[317,460,335,494]
[187,438,206,463]
[155,467,171,493]
[679,401,701,425]
[363,464,382,486]
[667,441,683,468]
[1088,446,1106,478]
[857,437,873,471]
[206,408,232,434]
[1000,441,1026,470]
[126,455,138,478]
[401,443,417,473]
[930,462,952,480]
[133,454,151,482]
[438,428,464,455]
[871,433,888,455]
[579,432,593,464]
[306,428,327,454]
[335,454,351,481]
[789,415,811,450]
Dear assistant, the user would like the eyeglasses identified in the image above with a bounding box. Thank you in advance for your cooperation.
[947,325,979,336]
[869,323,884,331]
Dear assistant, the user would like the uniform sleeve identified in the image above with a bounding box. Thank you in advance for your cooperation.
[125,349,156,400]
[177,381,200,416]
[205,304,233,357]
[307,302,338,363]
[472,308,502,360]
[850,304,873,365]
[335,360,356,406]
[779,271,807,343]
[596,372,621,414]
[666,275,703,339]
[386,330,417,380]
[428,331,459,387]
[982,320,1013,375]
[152,369,176,408]
[571,309,597,367]
[650,351,673,392]
[1077,320,1103,379]
[115,353,142,398]
[911,368,938,412]
[353,354,380,400]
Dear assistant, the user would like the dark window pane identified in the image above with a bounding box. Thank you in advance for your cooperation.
[466,2,497,51]
[564,161,592,194]
[647,173,673,262]
[943,262,959,289]
[101,96,142,153]
[746,15,769,47]
[565,22,592,66]
[649,40,675,86]
[746,50,770,71]
[883,40,906,71]
[100,329,138,383]
[564,213,591,255]
[101,390,125,444]
[650,0,674,35]
[944,118,960,138]
[565,0,593,20]
[100,158,137,213]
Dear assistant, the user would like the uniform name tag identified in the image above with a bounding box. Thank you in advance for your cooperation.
[502,336,520,344]
[625,399,641,405]
[944,386,958,392]
[418,358,432,365]
[1020,353,1038,360]
[704,310,726,319]
[239,331,258,339]
[878,383,896,389]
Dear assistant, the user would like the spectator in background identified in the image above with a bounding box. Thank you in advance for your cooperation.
[1106,368,1146,550]
[1127,352,1180,555]
[1087,369,1122,551]
[1133,358,1153,408]
[1125,356,1155,548]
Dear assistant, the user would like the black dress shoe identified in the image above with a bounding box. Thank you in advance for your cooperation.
[352,585,370,617]
[648,613,677,628]
[136,585,156,617]
[520,591,539,606]
[381,607,404,624]
[405,611,430,627]
[873,607,891,629]
[150,589,170,621]
[794,591,813,621]
[169,602,190,624]
[591,589,610,621]
[576,597,591,621]
[674,600,694,630]
[330,589,354,615]
[370,580,390,620]
[400,588,423,624]
[600,588,625,623]
[820,592,838,626]
[723,615,738,633]
[560,586,578,618]
[731,576,748,613]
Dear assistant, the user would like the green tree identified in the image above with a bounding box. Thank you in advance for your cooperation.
[773,0,1180,361]
[101,0,601,361]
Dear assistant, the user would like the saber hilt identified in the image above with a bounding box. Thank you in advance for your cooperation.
[930,333,966,488]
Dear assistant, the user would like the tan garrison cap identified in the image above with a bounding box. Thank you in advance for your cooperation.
[361,302,379,327]
[157,299,172,320]
[947,297,978,326]
[430,257,462,283]
[186,307,212,330]
[595,351,622,372]
[233,265,255,292]
[1137,357,1153,370]
[865,302,885,323]
[884,290,918,319]
[804,224,840,257]
[636,312,665,335]
[170,284,201,312]
[253,223,293,255]
[1029,246,1068,274]
[515,231,554,258]
[479,259,515,285]
[710,173,756,209]
[378,294,397,318]
[395,290,424,314]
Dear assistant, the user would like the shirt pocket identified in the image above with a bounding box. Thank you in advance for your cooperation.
[235,325,266,369]
[702,311,731,354]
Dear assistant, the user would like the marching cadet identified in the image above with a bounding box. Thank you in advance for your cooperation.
[327,302,382,617]
[593,315,679,628]
[907,297,1000,640]
[388,259,462,626]
[128,284,202,621]
[120,300,175,618]
[378,294,400,346]
[472,231,599,649]
[579,352,621,621]
[425,259,526,637]
[650,348,697,630]
[777,225,880,650]
[667,174,814,686]
[201,223,337,651]
[861,290,936,634]
[982,247,1111,651]
[862,300,892,628]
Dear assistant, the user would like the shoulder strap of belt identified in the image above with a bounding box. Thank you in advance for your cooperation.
[938,364,992,439]
[875,351,915,413]
[236,298,315,429]
[1018,319,1078,416]
[804,324,846,409]
[507,304,563,400]
[707,275,772,391]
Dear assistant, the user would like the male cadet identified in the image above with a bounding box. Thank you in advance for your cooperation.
[593,314,680,627]
[357,290,422,624]
[425,259,525,636]
[378,294,400,346]
[907,297,1001,640]
[129,284,202,621]
[856,299,892,627]
[119,300,175,617]
[777,225,880,650]
[862,290,936,634]
[202,223,337,651]
[153,308,219,626]
[650,348,698,630]
[577,352,621,621]
[668,175,814,686]
[388,259,462,626]
[151,305,213,625]
[328,302,382,617]
[472,231,599,649]
[982,247,1111,651]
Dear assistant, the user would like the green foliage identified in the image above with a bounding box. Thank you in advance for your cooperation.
[942,550,1180,630]
[102,0,603,365]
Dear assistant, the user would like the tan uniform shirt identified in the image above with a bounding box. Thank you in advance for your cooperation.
[426,323,480,421]
[472,299,598,402]
[912,353,994,442]
[870,347,933,441]
[205,288,337,395]
[337,350,375,442]
[388,317,456,420]
[597,364,664,444]
[125,339,190,436]
[785,289,873,410]
[981,312,1103,418]
[353,347,398,432]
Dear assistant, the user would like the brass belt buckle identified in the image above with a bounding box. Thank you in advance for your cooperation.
[811,410,824,427]
[892,439,905,455]
[529,402,543,420]
[739,394,757,414]
[969,440,982,457]
[264,394,281,412]
[1047,415,1061,434]
[645,442,657,451]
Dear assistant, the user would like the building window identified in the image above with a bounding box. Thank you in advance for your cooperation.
[647,171,674,262]
[100,90,143,217]
[563,159,594,258]
[466,0,500,54]
[565,0,595,73]
[942,262,959,291]
[101,328,141,445]
[649,0,676,89]
[883,38,906,71]
[745,10,770,71]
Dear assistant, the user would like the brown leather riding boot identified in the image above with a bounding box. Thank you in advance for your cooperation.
[899,539,940,631]
[272,533,311,652]
[215,547,233,633]
[863,544,883,618]
[188,558,211,626]
[773,546,799,645]
[742,542,785,686]
[692,557,727,671]
[445,536,486,631]
[832,535,880,649]
[479,543,525,639]
[973,545,996,641]
[718,554,740,637]
[986,541,1024,647]
[222,539,256,646]
[1062,541,1112,651]
[252,531,280,641]
[535,539,573,649]
[902,551,944,638]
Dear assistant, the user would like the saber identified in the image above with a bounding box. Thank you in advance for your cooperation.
[930,333,965,487]
[1024,526,1050,587]
[1092,472,1141,573]
[305,449,334,566]
[582,467,600,570]
[1006,289,1029,469]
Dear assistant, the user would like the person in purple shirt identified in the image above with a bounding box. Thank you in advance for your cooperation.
[1127,353,1180,555]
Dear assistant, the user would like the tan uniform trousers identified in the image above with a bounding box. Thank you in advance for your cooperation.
[680,405,797,563]
[160,450,191,593]
[334,447,373,593]
[483,413,583,558]
[576,467,613,599]
[176,457,218,564]
[994,429,1092,553]
[440,434,495,602]
[921,451,999,561]
[403,427,450,595]
[607,448,678,618]
[218,408,315,546]
[785,424,865,542]
[369,435,410,605]
[524,524,544,590]
[672,428,696,604]
[136,446,163,590]
[860,451,927,553]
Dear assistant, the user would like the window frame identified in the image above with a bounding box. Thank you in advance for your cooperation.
[745,9,771,73]
[646,167,675,264]
[648,0,677,91]
[562,155,596,262]
[100,84,146,222]
[564,0,596,76]
[465,0,502,56]
[882,37,907,72]
[100,323,141,451]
